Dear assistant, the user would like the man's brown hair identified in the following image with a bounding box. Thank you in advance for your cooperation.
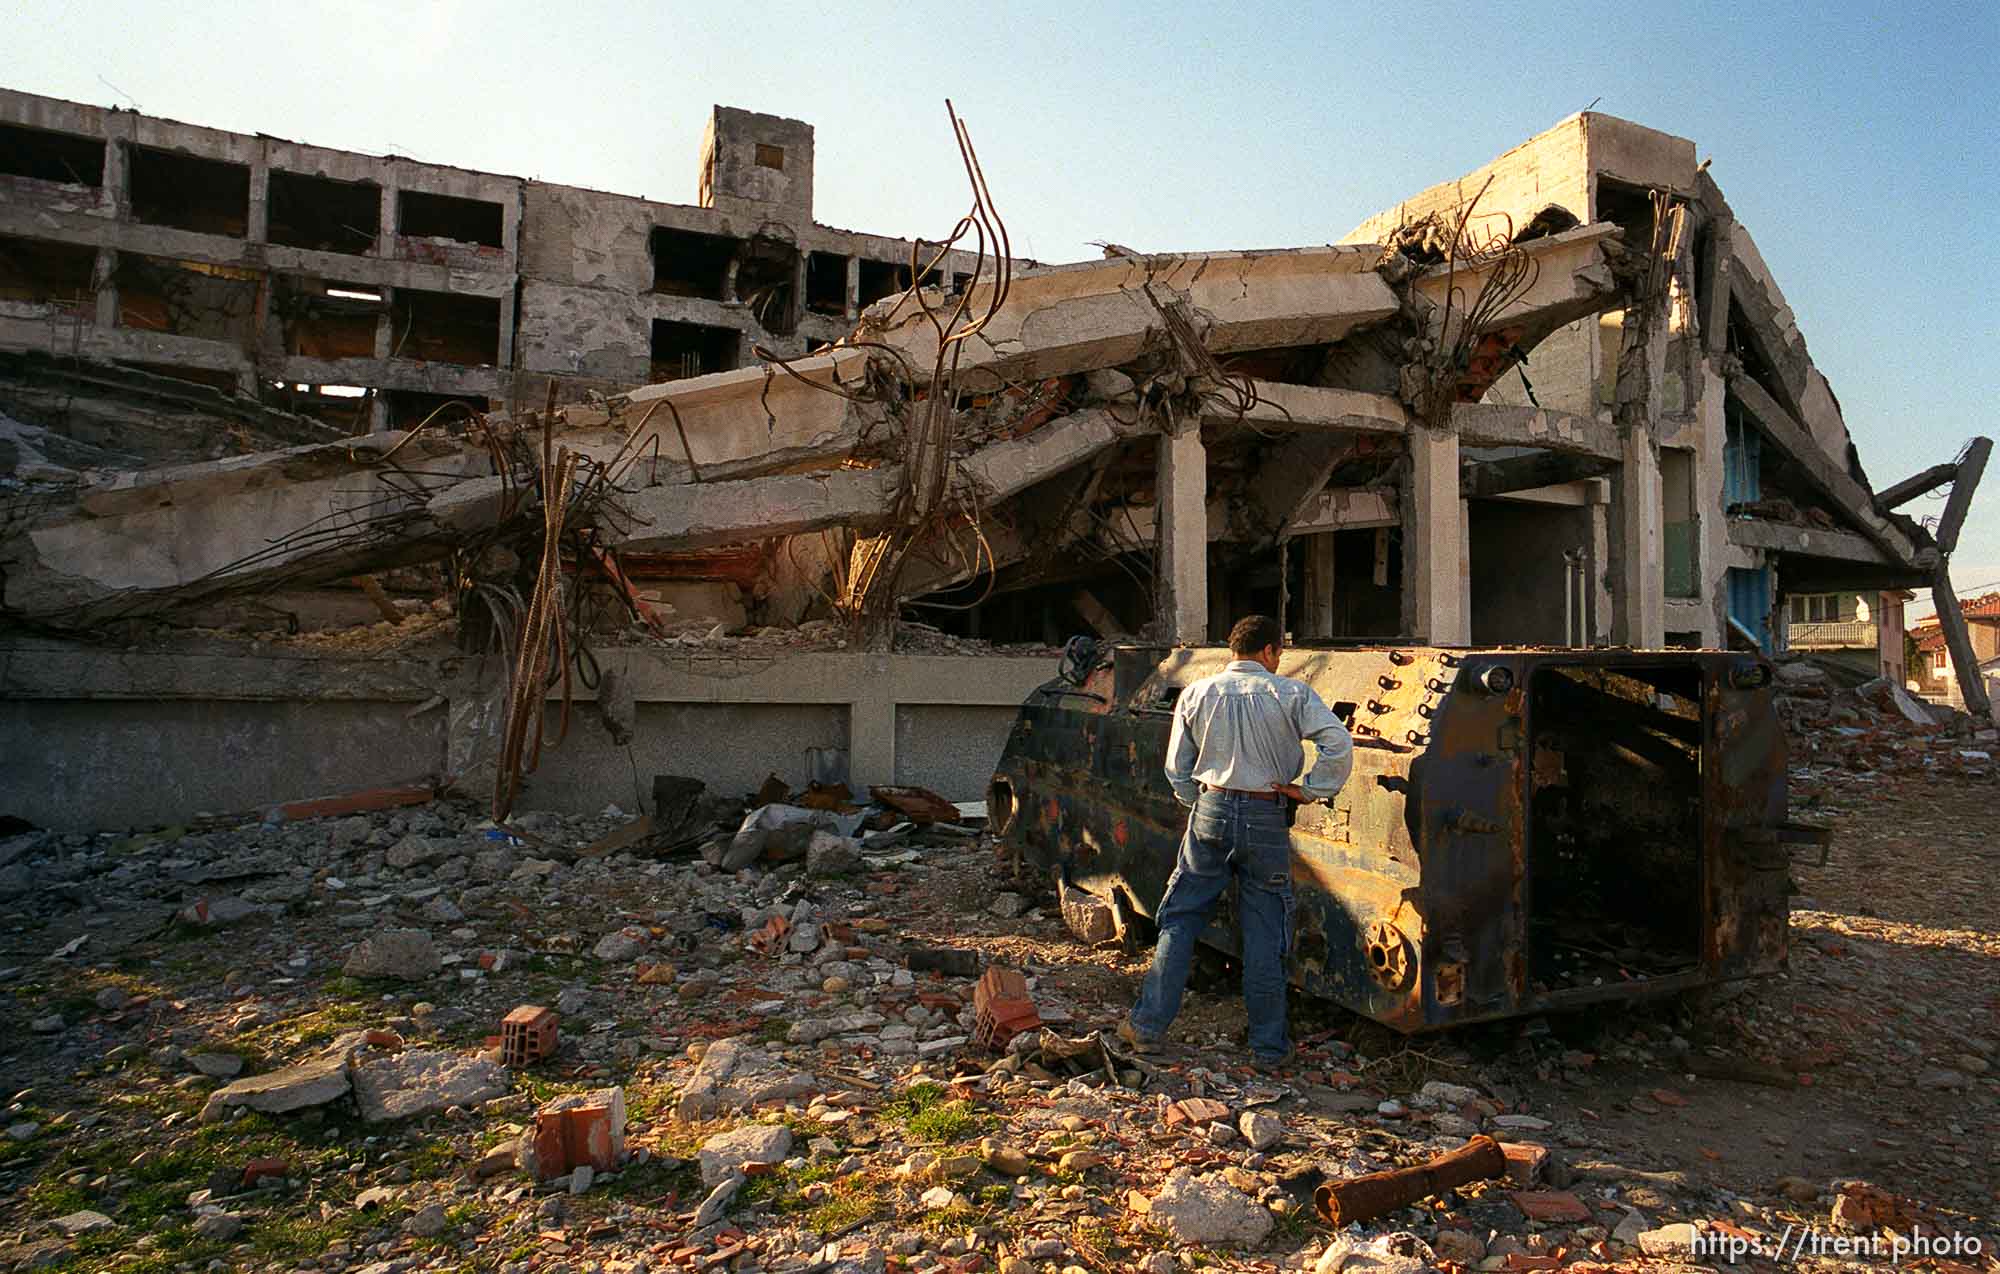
[1227,614,1283,657]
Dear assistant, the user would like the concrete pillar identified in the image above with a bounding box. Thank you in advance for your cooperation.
[92,248,118,329]
[495,286,516,370]
[1300,532,1336,639]
[100,120,130,219]
[369,395,391,434]
[1155,424,1208,644]
[247,151,270,243]
[374,286,395,359]
[1405,425,1466,644]
[1615,430,1666,647]
[1588,480,1611,644]
[377,183,397,258]
[844,256,860,320]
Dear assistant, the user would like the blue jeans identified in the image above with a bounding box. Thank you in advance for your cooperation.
[1129,790,1296,1060]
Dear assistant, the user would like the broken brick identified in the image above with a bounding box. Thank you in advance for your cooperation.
[1508,1190,1591,1223]
[500,1005,559,1067]
[1500,1141,1549,1186]
[971,966,1040,1051]
[518,1087,625,1182]
[240,1156,289,1188]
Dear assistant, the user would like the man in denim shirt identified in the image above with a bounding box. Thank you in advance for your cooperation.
[1119,614,1353,1070]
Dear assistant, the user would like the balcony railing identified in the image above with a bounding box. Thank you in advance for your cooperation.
[1787,620,1877,649]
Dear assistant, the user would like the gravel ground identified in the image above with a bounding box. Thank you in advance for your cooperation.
[0,762,1993,1274]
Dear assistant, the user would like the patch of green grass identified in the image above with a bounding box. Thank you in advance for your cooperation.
[0,1137,43,1167]
[884,1082,985,1145]
[249,1210,371,1261]
[403,1138,459,1179]
[759,1019,791,1043]
[23,1178,91,1218]
[801,1175,882,1234]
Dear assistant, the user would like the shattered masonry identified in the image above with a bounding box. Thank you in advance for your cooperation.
[1,91,1991,831]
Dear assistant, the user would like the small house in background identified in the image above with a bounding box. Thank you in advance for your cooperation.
[1910,592,2000,706]
[1781,589,1910,683]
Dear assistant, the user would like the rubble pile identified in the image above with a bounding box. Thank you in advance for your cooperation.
[1772,655,1997,794]
[1,776,1994,1273]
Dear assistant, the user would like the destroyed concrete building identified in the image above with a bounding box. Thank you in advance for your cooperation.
[0,88,981,428]
[1,102,1988,831]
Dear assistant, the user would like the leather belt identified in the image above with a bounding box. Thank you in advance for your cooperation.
[1202,785,1283,802]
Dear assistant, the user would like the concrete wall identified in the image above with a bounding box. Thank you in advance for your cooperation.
[0,699,445,829]
[0,640,1052,830]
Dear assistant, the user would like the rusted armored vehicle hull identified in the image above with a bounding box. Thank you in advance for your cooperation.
[989,644,1815,1032]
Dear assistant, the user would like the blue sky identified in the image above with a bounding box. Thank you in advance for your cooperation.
[10,0,1997,615]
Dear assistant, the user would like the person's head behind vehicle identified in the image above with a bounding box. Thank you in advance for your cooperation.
[1228,614,1283,673]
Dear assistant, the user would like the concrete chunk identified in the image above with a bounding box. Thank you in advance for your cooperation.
[351,1049,508,1123]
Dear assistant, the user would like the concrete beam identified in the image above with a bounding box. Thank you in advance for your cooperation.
[1933,436,1990,555]
[1931,566,1994,719]
[1873,460,1960,511]
[590,347,884,481]
[1409,223,1622,344]
[1727,373,1918,565]
[863,247,1400,387]
[1207,384,1620,460]
[1452,403,1620,458]
[1461,451,1618,499]
[608,467,899,552]
[1211,382,1409,435]
[1726,517,1890,566]
[958,409,1125,503]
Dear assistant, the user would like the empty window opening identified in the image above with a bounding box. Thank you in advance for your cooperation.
[735,236,798,335]
[387,389,487,431]
[1528,663,1703,993]
[0,234,97,312]
[266,381,374,431]
[268,169,380,255]
[275,276,383,360]
[650,319,740,381]
[389,288,500,366]
[952,272,973,294]
[754,143,785,170]
[0,122,105,187]
[114,253,258,344]
[127,145,249,237]
[650,227,736,299]
[805,251,849,316]
[1468,500,1592,645]
[1594,178,1659,255]
[857,258,907,306]
[397,189,503,249]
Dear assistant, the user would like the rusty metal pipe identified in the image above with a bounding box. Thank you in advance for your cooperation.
[1314,1135,1506,1227]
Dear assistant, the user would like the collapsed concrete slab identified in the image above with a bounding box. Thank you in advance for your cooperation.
[861,247,1400,385]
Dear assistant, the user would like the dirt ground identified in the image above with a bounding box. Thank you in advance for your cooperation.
[0,765,1993,1273]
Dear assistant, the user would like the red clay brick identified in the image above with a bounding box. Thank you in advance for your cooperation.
[501,1005,559,1067]
[1508,1189,1591,1222]
[1500,1140,1549,1186]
